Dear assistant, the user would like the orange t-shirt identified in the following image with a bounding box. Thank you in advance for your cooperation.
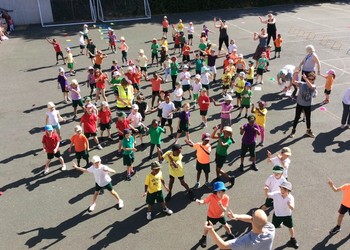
[340,184,350,208]
[204,193,229,218]
[183,45,191,56]
[162,20,169,28]
[95,55,104,65]
[274,38,283,48]
[193,143,211,164]
[325,75,334,90]
[70,133,88,152]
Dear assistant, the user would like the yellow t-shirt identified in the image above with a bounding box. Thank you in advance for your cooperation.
[235,79,245,93]
[162,151,184,177]
[247,66,254,80]
[221,73,232,86]
[253,108,267,126]
[145,171,163,194]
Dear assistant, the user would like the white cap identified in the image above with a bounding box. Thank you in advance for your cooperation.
[228,59,233,64]
[59,67,65,73]
[239,71,246,77]
[183,65,189,69]
[101,101,109,107]
[238,54,243,58]
[195,74,201,79]
[139,49,144,54]
[132,104,139,110]
[120,36,125,41]
[88,66,94,70]
[66,47,71,51]
[113,71,121,76]
[91,155,101,163]
[164,16,167,19]
[127,66,133,71]
[224,95,233,101]
[74,125,82,132]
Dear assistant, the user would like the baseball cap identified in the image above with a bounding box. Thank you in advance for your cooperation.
[74,125,82,132]
[45,125,53,131]
[47,102,55,109]
[91,155,101,163]
[123,129,131,135]
[172,144,182,151]
[272,165,284,174]
[151,161,162,170]
[132,104,139,110]
[281,147,292,156]
[202,133,210,141]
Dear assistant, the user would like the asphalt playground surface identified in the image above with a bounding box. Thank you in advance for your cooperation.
[1,3,350,250]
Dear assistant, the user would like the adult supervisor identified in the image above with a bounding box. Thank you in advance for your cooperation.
[213,17,229,54]
[205,209,275,249]
[116,78,134,115]
[259,13,277,47]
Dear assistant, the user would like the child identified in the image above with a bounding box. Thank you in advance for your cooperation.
[108,30,117,53]
[57,67,70,103]
[261,165,286,211]
[94,69,109,104]
[66,47,75,76]
[161,144,195,201]
[98,101,112,140]
[159,45,167,69]
[228,39,238,54]
[162,16,169,37]
[42,125,66,175]
[237,82,252,118]
[201,66,213,96]
[320,69,336,104]
[79,31,86,55]
[198,89,210,127]
[135,94,148,121]
[116,111,134,155]
[267,147,292,179]
[194,53,203,75]
[148,119,166,161]
[72,155,124,212]
[212,95,234,129]
[93,50,107,69]
[136,49,149,81]
[83,97,98,115]
[211,126,235,185]
[251,101,267,146]
[67,79,84,120]
[80,104,103,150]
[182,42,191,65]
[159,94,176,137]
[174,103,191,144]
[45,102,66,140]
[143,161,173,220]
[163,56,171,82]
[192,74,202,107]
[128,104,148,146]
[196,181,235,248]
[233,72,246,108]
[274,34,283,58]
[122,129,137,181]
[110,60,120,79]
[256,52,269,85]
[150,73,163,108]
[266,45,272,60]
[82,24,89,40]
[151,38,160,66]
[173,82,184,111]
[170,56,180,90]
[187,22,194,46]
[68,125,89,168]
[328,178,350,234]
[235,54,246,77]
[221,72,232,96]
[185,133,212,189]
[180,65,192,99]
[118,36,129,66]
[268,181,299,249]
[86,66,96,99]
[157,91,166,122]
[246,60,255,85]
[172,30,181,55]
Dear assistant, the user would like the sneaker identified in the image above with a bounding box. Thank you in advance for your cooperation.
[229,176,236,186]
[97,144,103,150]
[305,129,315,138]
[204,182,212,189]
[165,192,172,202]
[44,168,49,175]
[188,190,196,201]
[193,182,200,189]
[204,123,207,128]
[88,203,96,212]
[126,175,131,181]
[117,199,124,209]
[239,164,244,172]
[99,189,104,195]
[329,225,341,234]
[199,235,207,248]
[288,237,299,249]
[146,212,152,220]
[289,129,296,138]
[61,164,67,171]
[251,163,258,171]
[163,207,173,215]
[340,124,346,128]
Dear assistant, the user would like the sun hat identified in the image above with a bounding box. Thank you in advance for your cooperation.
[85,96,91,102]
[45,125,53,131]
[118,111,127,118]
[47,102,55,108]
[139,49,144,54]
[91,155,101,163]
[101,101,109,107]
[74,125,82,132]
[281,147,292,156]
[239,71,246,77]
[88,66,94,71]
[151,161,162,170]
[280,69,288,75]
[224,95,233,101]
[272,165,284,174]
[164,16,167,19]
[202,133,210,141]
[183,65,189,69]
[279,181,292,191]
[59,67,65,73]
[228,59,234,64]
[238,54,243,58]
[113,71,121,77]
[86,104,93,109]
[213,181,228,192]
[195,74,201,79]
[172,144,182,151]
[132,104,139,110]
[326,69,335,76]
[128,60,134,65]
[222,126,233,133]
[120,36,125,41]
[248,60,254,64]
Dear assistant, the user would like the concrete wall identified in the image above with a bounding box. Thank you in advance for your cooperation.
[0,0,53,25]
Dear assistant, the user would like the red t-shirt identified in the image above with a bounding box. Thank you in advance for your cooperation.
[80,113,97,133]
[116,119,130,135]
[151,78,162,91]
[162,20,169,28]
[95,74,107,89]
[42,132,60,153]
[98,109,111,124]
[125,72,137,84]
[198,95,210,111]
[183,45,191,56]
[53,42,62,53]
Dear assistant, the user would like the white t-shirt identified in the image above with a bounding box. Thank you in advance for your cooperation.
[138,55,148,67]
[270,156,291,179]
[268,191,294,217]
[46,110,60,126]
[87,164,112,187]
[173,87,183,102]
[180,71,191,85]
[192,82,202,94]
[128,112,142,127]
[265,175,286,192]
[228,44,238,54]
[201,72,210,85]
[159,101,175,119]
[187,26,194,34]
[79,36,85,46]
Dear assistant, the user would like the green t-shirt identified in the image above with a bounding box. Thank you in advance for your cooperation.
[199,43,206,51]
[216,134,233,156]
[110,77,122,91]
[195,59,203,71]
[171,62,179,76]
[122,135,135,155]
[148,126,165,145]
[151,43,160,54]
[241,89,252,106]
[258,58,268,69]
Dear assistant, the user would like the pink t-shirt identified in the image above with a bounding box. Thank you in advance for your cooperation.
[221,103,233,119]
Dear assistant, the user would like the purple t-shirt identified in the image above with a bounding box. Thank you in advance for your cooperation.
[58,75,68,90]
[207,55,217,67]
[221,103,233,119]
[179,110,190,122]
[68,85,81,100]
[242,123,260,144]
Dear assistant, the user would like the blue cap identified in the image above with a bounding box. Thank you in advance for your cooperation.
[45,125,53,131]
[245,82,251,87]
[213,181,227,192]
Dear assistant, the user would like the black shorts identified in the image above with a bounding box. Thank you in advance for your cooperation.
[146,190,164,205]
[84,132,97,138]
[182,85,190,92]
[200,110,208,116]
[133,126,144,134]
[177,122,189,132]
[183,54,190,62]
[196,161,210,174]
[240,143,256,158]
[93,64,101,69]
[264,198,274,208]
[152,53,158,60]
[132,83,140,90]
[324,89,331,95]
[157,109,162,117]
[215,153,227,168]
[140,66,147,72]
[161,117,173,127]
[174,100,182,109]
[196,70,201,75]
[118,134,124,140]
[72,99,83,108]
[207,216,227,225]
[275,47,281,52]
[80,45,85,49]
[152,90,160,96]
[163,27,168,33]
[169,175,185,180]
[56,51,64,58]
[235,92,242,99]
[188,34,193,39]
[222,85,230,90]
[95,182,113,192]
[174,44,180,49]
[100,123,111,131]
[338,204,350,215]
[123,154,134,166]
[246,79,253,85]
[272,214,294,228]
[76,150,89,160]
[47,151,61,159]
[236,68,244,74]
[256,68,264,76]
[202,84,209,90]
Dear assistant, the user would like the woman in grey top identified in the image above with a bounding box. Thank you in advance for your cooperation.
[298,45,321,76]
